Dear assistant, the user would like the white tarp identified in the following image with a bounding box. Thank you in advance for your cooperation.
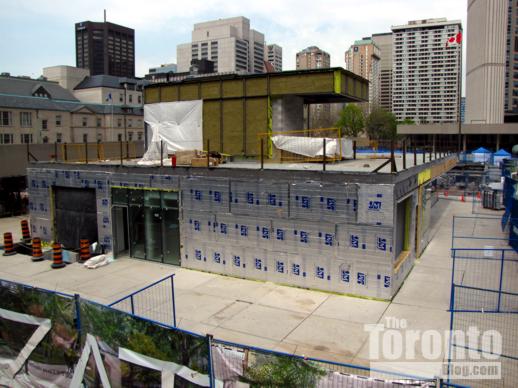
[271,135,353,158]
[139,100,203,164]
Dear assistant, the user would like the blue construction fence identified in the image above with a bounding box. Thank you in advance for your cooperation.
[0,277,470,387]
[448,248,518,387]
[451,216,518,253]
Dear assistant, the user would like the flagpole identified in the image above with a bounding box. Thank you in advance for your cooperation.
[111,98,114,142]
[457,29,462,155]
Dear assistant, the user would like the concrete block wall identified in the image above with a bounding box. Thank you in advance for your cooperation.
[27,166,418,300]
[179,175,403,300]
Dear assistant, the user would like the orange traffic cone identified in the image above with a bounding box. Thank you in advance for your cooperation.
[32,237,44,262]
[2,233,16,256]
[444,191,448,198]
[460,195,465,202]
[79,239,90,263]
[51,243,66,269]
[21,220,31,243]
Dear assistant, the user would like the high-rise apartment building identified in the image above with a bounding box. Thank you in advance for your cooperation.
[465,0,507,124]
[344,38,380,110]
[505,0,518,119]
[176,17,265,74]
[371,32,393,112]
[75,21,135,78]
[296,46,331,69]
[296,46,332,128]
[391,18,462,123]
[264,44,283,72]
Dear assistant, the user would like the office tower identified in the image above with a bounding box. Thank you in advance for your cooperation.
[505,0,518,120]
[372,33,393,113]
[345,38,381,111]
[75,20,135,78]
[391,18,462,123]
[465,0,507,124]
[176,16,265,74]
[265,44,283,72]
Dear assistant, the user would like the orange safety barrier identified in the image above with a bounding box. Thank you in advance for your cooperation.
[32,237,44,262]
[79,239,90,262]
[21,220,31,242]
[51,243,66,269]
[2,232,16,256]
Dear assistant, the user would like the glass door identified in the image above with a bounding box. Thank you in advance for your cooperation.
[129,189,145,259]
[144,191,163,262]
[162,192,180,265]
[112,206,129,257]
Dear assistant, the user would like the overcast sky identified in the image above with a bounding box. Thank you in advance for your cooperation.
[0,0,467,79]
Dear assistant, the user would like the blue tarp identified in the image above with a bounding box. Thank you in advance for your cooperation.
[472,147,491,154]
[494,149,511,157]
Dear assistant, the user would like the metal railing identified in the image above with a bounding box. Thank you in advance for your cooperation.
[109,273,177,327]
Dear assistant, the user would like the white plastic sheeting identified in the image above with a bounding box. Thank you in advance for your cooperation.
[271,135,353,158]
[140,101,203,164]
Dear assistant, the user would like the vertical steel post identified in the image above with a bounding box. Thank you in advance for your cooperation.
[207,334,215,388]
[451,216,456,252]
[171,275,177,327]
[84,141,88,164]
[353,140,357,160]
[120,141,123,166]
[96,140,101,160]
[413,138,417,166]
[54,141,58,162]
[390,140,395,173]
[130,294,135,315]
[74,293,82,332]
[26,142,29,162]
[403,139,407,170]
[260,138,264,170]
[64,142,68,161]
[322,138,326,171]
[206,139,210,168]
[422,145,425,164]
[497,250,505,312]
[160,140,164,167]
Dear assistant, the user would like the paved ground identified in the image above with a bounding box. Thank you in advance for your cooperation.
[0,199,505,377]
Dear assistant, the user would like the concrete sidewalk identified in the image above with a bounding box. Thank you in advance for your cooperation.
[0,200,500,372]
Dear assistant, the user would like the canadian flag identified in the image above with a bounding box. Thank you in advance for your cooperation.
[446,31,462,47]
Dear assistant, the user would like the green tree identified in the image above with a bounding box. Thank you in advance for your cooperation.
[398,118,415,125]
[335,104,365,138]
[243,355,326,387]
[366,108,398,140]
